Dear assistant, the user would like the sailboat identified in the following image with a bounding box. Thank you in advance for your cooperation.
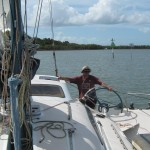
[0,1,150,150]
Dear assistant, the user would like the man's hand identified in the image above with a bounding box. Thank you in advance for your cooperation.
[58,76,62,80]
[108,86,112,91]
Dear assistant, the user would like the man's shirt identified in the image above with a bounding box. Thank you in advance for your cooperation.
[69,75,102,98]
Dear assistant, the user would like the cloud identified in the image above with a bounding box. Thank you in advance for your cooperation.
[69,0,150,25]
[55,31,98,44]
[26,0,79,27]
[26,0,150,27]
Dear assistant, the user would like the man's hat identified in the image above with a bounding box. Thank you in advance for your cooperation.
[81,66,91,73]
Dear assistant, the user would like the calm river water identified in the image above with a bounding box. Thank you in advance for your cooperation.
[35,49,150,108]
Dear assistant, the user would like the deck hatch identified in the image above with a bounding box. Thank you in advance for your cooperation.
[31,84,65,98]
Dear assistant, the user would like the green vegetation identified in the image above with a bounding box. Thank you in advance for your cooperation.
[34,38,150,51]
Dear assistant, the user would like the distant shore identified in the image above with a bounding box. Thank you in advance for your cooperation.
[35,37,150,51]
[38,48,150,51]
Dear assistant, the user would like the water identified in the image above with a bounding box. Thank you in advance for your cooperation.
[35,49,150,109]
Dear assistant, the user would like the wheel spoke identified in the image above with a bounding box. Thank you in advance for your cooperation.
[83,87,123,113]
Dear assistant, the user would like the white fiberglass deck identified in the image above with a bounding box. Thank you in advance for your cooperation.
[31,75,105,150]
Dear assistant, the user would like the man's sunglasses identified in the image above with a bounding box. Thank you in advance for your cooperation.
[83,70,90,73]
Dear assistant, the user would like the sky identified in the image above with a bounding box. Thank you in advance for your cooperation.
[24,0,150,45]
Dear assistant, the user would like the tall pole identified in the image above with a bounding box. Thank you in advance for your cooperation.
[9,0,23,149]
[10,0,23,75]
[8,77,22,150]
[130,43,134,60]
[112,48,114,59]
[111,38,115,59]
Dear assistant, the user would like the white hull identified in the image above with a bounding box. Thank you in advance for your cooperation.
[1,75,150,150]
[31,75,105,150]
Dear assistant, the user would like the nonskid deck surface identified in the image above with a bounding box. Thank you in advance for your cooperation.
[91,108,133,150]
[106,108,150,150]
[108,108,150,134]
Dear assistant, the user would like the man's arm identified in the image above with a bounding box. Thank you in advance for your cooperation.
[101,82,112,91]
[94,76,112,91]
[58,76,71,81]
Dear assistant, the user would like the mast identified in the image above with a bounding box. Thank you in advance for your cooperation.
[8,0,23,149]
[10,0,23,74]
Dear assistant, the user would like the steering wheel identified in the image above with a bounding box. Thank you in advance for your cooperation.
[83,87,123,113]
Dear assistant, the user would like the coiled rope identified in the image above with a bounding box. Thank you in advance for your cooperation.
[33,120,75,143]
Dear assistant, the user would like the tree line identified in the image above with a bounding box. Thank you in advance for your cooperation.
[34,38,150,50]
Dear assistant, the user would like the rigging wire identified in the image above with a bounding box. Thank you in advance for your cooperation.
[33,0,43,41]
[115,90,150,101]
[48,0,58,76]
[33,0,41,38]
